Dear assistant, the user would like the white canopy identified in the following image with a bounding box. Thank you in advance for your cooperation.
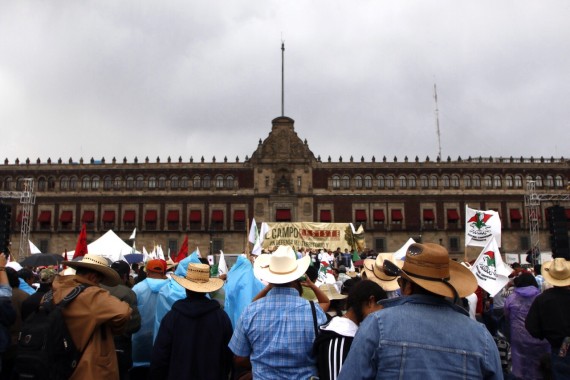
[65,230,140,262]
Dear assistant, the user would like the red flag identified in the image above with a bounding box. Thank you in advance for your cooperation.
[175,235,188,263]
[73,223,88,259]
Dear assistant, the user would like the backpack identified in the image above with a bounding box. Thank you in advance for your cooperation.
[15,284,88,380]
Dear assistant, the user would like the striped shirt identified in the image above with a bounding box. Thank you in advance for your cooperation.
[313,316,358,380]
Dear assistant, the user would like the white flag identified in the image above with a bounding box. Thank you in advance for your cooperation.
[248,218,258,244]
[218,250,228,276]
[129,228,137,240]
[29,240,42,254]
[252,223,270,256]
[142,246,149,262]
[157,245,165,260]
[465,205,502,247]
[196,246,202,258]
[470,237,513,297]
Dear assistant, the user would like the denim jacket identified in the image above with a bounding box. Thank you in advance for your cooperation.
[338,294,503,380]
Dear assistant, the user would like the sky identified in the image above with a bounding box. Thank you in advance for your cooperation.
[1,1,569,164]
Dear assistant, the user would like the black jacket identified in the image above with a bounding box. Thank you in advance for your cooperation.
[526,286,570,350]
[150,295,233,380]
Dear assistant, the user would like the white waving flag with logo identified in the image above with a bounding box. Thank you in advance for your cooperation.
[470,237,513,297]
[465,205,502,247]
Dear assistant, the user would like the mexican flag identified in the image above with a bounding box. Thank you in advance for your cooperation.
[470,237,512,297]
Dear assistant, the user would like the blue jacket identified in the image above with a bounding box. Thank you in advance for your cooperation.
[338,294,503,380]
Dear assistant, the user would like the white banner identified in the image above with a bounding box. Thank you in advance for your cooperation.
[465,205,502,247]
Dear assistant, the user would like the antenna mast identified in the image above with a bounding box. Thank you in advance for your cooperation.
[433,83,442,160]
[281,41,285,117]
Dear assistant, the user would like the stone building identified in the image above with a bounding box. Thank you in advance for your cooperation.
[1,115,569,261]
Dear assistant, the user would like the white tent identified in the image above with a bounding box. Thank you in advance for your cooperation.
[65,230,140,263]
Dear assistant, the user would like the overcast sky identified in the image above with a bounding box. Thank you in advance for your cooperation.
[1,1,569,164]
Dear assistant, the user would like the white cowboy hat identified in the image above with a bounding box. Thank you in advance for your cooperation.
[362,253,403,291]
[542,258,570,287]
[171,263,224,293]
[319,284,347,300]
[62,253,120,286]
[253,245,311,284]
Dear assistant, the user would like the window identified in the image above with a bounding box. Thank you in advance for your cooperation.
[148,177,156,189]
[114,177,122,189]
[514,175,523,188]
[82,210,95,230]
[2,177,12,190]
[377,175,385,189]
[374,238,385,252]
[60,176,69,190]
[364,175,372,189]
[386,176,394,189]
[104,176,112,190]
[216,175,224,189]
[60,211,73,231]
[37,177,47,191]
[331,175,340,189]
[420,175,429,188]
[447,209,460,227]
[520,236,530,251]
[167,210,180,231]
[171,176,179,189]
[203,176,211,189]
[275,209,291,222]
[484,175,493,188]
[136,176,144,189]
[265,176,269,187]
[451,175,459,188]
[535,176,543,187]
[211,210,224,230]
[69,176,78,190]
[341,176,350,189]
[423,209,435,225]
[168,239,178,256]
[123,210,136,231]
[391,209,403,225]
[320,210,332,222]
[429,175,438,188]
[555,175,564,188]
[510,209,522,228]
[505,176,513,188]
[102,210,115,231]
[126,176,134,189]
[189,210,202,231]
[180,176,189,189]
[354,176,363,189]
[145,210,157,230]
[546,175,554,188]
[526,175,533,187]
[493,175,502,188]
[38,211,52,231]
[211,238,224,255]
[192,176,201,189]
[442,175,450,188]
[158,176,166,189]
[81,176,89,190]
[233,210,246,231]
[399,175,407,189]
[473,175,481,188]
[39,240,49,254]
[47,176,56,190]
[373,210,385,225]
[226,175,235,189]
[449,237,460,252]
[408,175,416,188]
[463,175,471,188]
[91,176,99,190]
[297,177,301,189]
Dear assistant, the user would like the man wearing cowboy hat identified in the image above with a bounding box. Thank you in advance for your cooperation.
[149,263,233,380]
[362,252,403,298]
[52,253,133,380]
[526,257,570,379]
[338,243,502,380]
[229,245,329,380]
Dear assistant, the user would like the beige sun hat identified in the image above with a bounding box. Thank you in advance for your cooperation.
[171,263,224,293]
[62,254,120,286]
[319,284,348,300]
[542,258,570,287]
[362,253,403,291]
[253,245,311,284]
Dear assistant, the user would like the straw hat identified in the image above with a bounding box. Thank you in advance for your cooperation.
[542,258,570,287]
[171,263,224,293]
[253,245,311,284]
[319,284,347,300]
[395,243,477,298]
[363,253,403,291]
[62,254,120,286]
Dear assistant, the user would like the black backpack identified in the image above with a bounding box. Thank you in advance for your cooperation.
[15,284,88,380]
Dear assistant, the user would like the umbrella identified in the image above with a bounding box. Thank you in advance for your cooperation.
[124,253,144,264]
[20,253,64,267]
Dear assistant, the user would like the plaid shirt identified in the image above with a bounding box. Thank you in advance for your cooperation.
[229,286,327,380]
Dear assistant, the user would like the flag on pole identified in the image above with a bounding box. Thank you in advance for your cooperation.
[252,223,270,256]
[175,236,189,263]
[142,246,149,262]
[29,240,41,254]
[196,247,202,258]
[129,228,137,240]
[73,223,88,259]
[465,205,502,247]
[218,250,228,276]
[248,218,258,244]
[470,237,513,297]
[157,245,165,260]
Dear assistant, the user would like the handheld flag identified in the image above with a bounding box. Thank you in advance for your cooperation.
[73,223,88,259]
[248,218,258,244]
[252,223,270,256]
[465,205,502,247]
[218,250,228,276]
[175,236,189,263]
[129,228,137,240]
[29,240,41,254]
[470,237,513,297]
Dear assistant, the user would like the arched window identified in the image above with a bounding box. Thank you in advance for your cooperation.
[148,177,156,189]
[47,176,56,190]
[332,175,340,189]
[114,177,122,189]
[341,175,350,189]
[399,175,407,189]
[354,175,363,189]
[525,175,533,187]
[68,176,77,190]
[91,176,99,190]
[226,175,234,189]
[484,175,493,188]
[180,176,189,189]
[171,176,179,189]
[203,175,211,189]
[451,175,460,188]
[158,176,166,189]
[216,175,224,188]
[535,176,543,187]
[408,175,416,188]
[555,175,564,188]
[442,175,450,188]
[364,175,372,189]
[420,175,429,188]
[81,176,90,190]
[16,178,24,191]
[493,175,502,188]
[377,175,385,189]
[37,177,47,191]
[430,175,438,188]
[136,176,144,189]
[193,176,201,189]
[386,175,395,189]
[3,177,12,191]
[514,175,523,188]
[126,176,134,189]
[505,175,513,188]
[463,175,472,188]
[473,175,481,188]
[104,176,112,190]
[546,175,554,188]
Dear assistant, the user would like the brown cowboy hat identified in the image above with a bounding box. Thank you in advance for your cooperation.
[389,243,477,298]
[363,253,403,291]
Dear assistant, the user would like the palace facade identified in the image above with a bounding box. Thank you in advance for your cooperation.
[1,116,569,261]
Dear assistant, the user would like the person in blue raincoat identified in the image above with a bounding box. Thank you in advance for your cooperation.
[224,255,265,327]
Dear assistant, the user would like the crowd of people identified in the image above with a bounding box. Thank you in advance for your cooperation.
[0,241,569,379]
